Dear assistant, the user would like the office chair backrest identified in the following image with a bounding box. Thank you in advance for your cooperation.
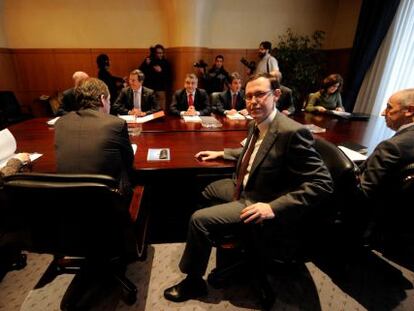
[210,92,221,113]
[3,173,133,259]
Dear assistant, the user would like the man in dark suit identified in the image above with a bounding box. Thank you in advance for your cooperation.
[215,72,248,116]
[111,69,160,117]
[56,71,89,116]
[55,77,134,196]
[170,73,210,116]
[164,73,333,302]
[270,69,295,115]
[358,88,414,251]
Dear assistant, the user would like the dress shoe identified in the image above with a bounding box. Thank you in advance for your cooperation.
[164,277,207,302]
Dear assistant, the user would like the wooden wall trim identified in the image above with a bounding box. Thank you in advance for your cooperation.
[2,47,351,109]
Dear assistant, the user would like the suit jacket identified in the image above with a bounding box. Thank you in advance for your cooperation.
[111,86,160,115]
[277,85,295,115]
[224,112,333,218]
[170,88,210,116]
[55,109,134,195]
[360,125,414,200]
[215,90,246,115]
[56,88,78,116]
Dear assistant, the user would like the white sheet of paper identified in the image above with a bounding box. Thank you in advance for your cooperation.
[226,113,245,120]
[131,144,137,155]
[338,146,368,162]
[136,114,154,123]
[183,115,202,123]
[118,115,137,123]
[46,116,60,126]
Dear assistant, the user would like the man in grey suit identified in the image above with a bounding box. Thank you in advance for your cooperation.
[111,69,160,117]
[358,88,414,252]
[169,73,210,116]
[55,77,134,196]
[164,73,333,302]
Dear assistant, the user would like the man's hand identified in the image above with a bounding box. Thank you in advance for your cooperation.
[226,109,238,115]
[316,106,327,113]
[129,108,146,117]
[153,65,162,72]
[239,109,249,116]
[184,106,197,116]
[240,202,275,224]
[15,153,30,164]
[281,109,290,115]
[335,107,344,112]
[195,151,224,161]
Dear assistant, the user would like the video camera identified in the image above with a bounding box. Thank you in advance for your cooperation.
[240,57,256,72]
[193,59,208,69]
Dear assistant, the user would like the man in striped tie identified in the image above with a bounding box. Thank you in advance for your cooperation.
[164,73,333,304]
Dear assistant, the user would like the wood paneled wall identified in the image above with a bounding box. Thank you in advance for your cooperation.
[1,47,351,110]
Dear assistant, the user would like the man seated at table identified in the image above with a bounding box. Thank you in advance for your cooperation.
[111,69,161,117]
[55,77,134,197]
[270,69,295,116]
[170,73,210,116]
[56,71,89,116]
[163,73,333,302]
[358,88,414,255]
[215,72,248,116]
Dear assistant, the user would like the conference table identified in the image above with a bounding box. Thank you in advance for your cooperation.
[8,112,393,175]
[7,112,393,242]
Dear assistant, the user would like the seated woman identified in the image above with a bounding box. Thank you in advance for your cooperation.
[305,73,344,113]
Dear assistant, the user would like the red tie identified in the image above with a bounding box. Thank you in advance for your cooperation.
[232,93,237,109]
[233,127,260,200]
[188,93,194,107]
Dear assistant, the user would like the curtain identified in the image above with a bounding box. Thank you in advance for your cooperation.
[344,0,401,111]
[353,0,414,115]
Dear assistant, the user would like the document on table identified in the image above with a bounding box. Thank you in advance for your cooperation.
[338,146,367,162]
[46,116,60,126]
[0,128,43,168]
[147,148,170,161]
[119,111,165,123]
[132,144,137,155]
[226,113,245,120]
[183,115,202,123]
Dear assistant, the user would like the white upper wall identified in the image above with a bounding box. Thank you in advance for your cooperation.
[2,0,361,49]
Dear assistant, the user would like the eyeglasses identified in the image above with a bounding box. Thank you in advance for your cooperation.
[244,90,273,102]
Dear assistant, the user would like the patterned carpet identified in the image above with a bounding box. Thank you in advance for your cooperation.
[1,243,414,311]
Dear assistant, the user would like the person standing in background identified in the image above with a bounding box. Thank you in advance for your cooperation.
[97,54,124,104]
[255,41,279,74]
[139,44,171,111]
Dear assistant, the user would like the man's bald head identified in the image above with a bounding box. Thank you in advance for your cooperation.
[72,71,89,87]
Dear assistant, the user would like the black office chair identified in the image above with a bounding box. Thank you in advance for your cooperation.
[0,91,32,127]
[208,137,359,309]
[210,92,221,114]
[3,173,139,310]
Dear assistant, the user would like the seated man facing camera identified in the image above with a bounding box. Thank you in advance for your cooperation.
[55,78,134,196]
[170,73,210,116]
[111,69,160,117]
[164,73,333,303]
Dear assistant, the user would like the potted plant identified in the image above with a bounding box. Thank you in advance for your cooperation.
[273,29,326,110]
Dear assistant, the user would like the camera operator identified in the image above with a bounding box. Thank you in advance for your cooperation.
[196,55,230,94]
[240,57,256,77]
[139,44,171,111]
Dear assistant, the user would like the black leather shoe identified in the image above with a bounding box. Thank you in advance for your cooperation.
[164,277,207,302]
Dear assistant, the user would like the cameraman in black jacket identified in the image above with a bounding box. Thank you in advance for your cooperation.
[196,55,230,94]
[139,44,172,111]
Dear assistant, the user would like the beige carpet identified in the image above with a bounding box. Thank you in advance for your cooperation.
[1,243,414,310]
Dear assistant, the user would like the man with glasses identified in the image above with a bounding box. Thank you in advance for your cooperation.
[164,73,333,303]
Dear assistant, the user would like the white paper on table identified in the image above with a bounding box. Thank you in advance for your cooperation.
[226,113,245,120]
[118,115,137,123]
[0,128,43,168]
[46,116,60,126]
[183,115,202,123]
[136,114,154,123]
[338,146,368,162]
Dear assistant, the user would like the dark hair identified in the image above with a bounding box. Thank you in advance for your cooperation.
[130,69,145,82]
[154,44,164,51]
[320,73,343,94]
[260,41,272,51]
[96,54,109,69]
[246,73,280,90]
[75,77,109,110]
[215,55,224,61]
[228,72,241,84]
